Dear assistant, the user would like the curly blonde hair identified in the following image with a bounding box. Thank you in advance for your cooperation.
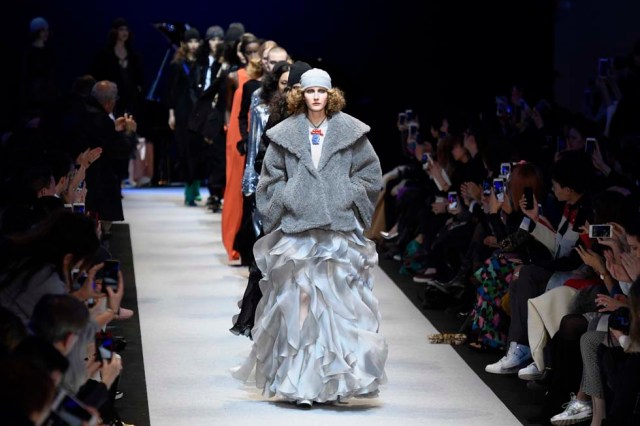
[286,87,346,117]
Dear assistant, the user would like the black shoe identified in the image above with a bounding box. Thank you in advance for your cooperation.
[526,367,553,391]
[429,279,466,298]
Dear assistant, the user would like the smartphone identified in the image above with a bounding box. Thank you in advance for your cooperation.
[482,179,492,196]
[589,224,613,239]
[95,330,115,362]
[405,109,414,122]
[585,137,597,155]
[48,388,98,426]
[572,206,588,232]
[64,203,74,212]
[556,136,566,152]
[72,203,85,214]
[408,123,419,138]
[101,259,120,291]
[598,57,611,78]
[500,162,511,178]
[447,191,459,210]
[70,270,88,292]
[493,178,505,202]
[398,112,407,125]
[421,153,431,164]
[524,186,534,210]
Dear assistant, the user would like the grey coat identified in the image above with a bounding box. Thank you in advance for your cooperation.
[258,111,382,234]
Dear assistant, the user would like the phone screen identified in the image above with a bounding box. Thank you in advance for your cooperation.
[50,390,95,425]
[598,58,610,77]
[482,179,491,196]
[72,203,85,214]
[405,109,414,122]
[447,192,458,210]
[557,137,566,152]
[408,123,418,137]
[585,138,596,155]
[500,162,511,177]
[398,112,406,125]
[493,179,505,202]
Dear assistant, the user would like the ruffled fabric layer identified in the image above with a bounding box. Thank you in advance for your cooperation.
[231,226,388,402]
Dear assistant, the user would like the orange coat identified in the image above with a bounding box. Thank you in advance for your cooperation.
[221,68,248,260]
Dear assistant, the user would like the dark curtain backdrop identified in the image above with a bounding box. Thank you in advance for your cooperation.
[1,0,555,172]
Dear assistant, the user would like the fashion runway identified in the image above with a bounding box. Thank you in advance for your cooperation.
[122,186,520,426]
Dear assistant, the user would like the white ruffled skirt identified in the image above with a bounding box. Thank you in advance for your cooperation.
[231,225,388,403]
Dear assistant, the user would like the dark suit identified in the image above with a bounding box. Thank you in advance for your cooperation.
[75,98,137,221]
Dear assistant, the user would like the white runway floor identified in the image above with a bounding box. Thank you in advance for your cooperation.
[122,187,520,426]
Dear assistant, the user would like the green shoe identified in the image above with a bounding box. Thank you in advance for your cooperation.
[193,180,202,201]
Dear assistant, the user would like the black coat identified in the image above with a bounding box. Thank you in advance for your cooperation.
[75,98,137,221]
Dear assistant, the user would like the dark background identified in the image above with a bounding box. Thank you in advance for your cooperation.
[1,0,636,173]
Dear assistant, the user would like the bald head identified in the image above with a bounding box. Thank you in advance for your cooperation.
[91,80,118,112]
[267,46,289,72]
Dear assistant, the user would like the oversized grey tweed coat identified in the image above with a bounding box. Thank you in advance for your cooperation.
[257,111,382,234]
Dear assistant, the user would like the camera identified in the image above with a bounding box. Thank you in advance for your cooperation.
[101,259,120,292]
[72,203,85,214]
[421,152,431,164]
[493,178,505,202]
[589,224,613,239]
[523,186,534,210]
[95,330,115,362]
[447,191,459,210]
[398,112,407,125]
[48,388,98,426]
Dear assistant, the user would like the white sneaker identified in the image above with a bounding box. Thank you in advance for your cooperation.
[550,393,592,425]
[518,361,543,380]
[485,342,532,374]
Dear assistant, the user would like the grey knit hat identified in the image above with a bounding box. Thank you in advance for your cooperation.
[205,25,224,40]
[300,68,331,90]
[183,27,200,42]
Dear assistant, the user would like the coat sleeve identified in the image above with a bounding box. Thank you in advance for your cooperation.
[349,136,383,229]
[256,143,288,233]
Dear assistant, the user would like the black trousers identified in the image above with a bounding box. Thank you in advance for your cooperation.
[507,264,553,344]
